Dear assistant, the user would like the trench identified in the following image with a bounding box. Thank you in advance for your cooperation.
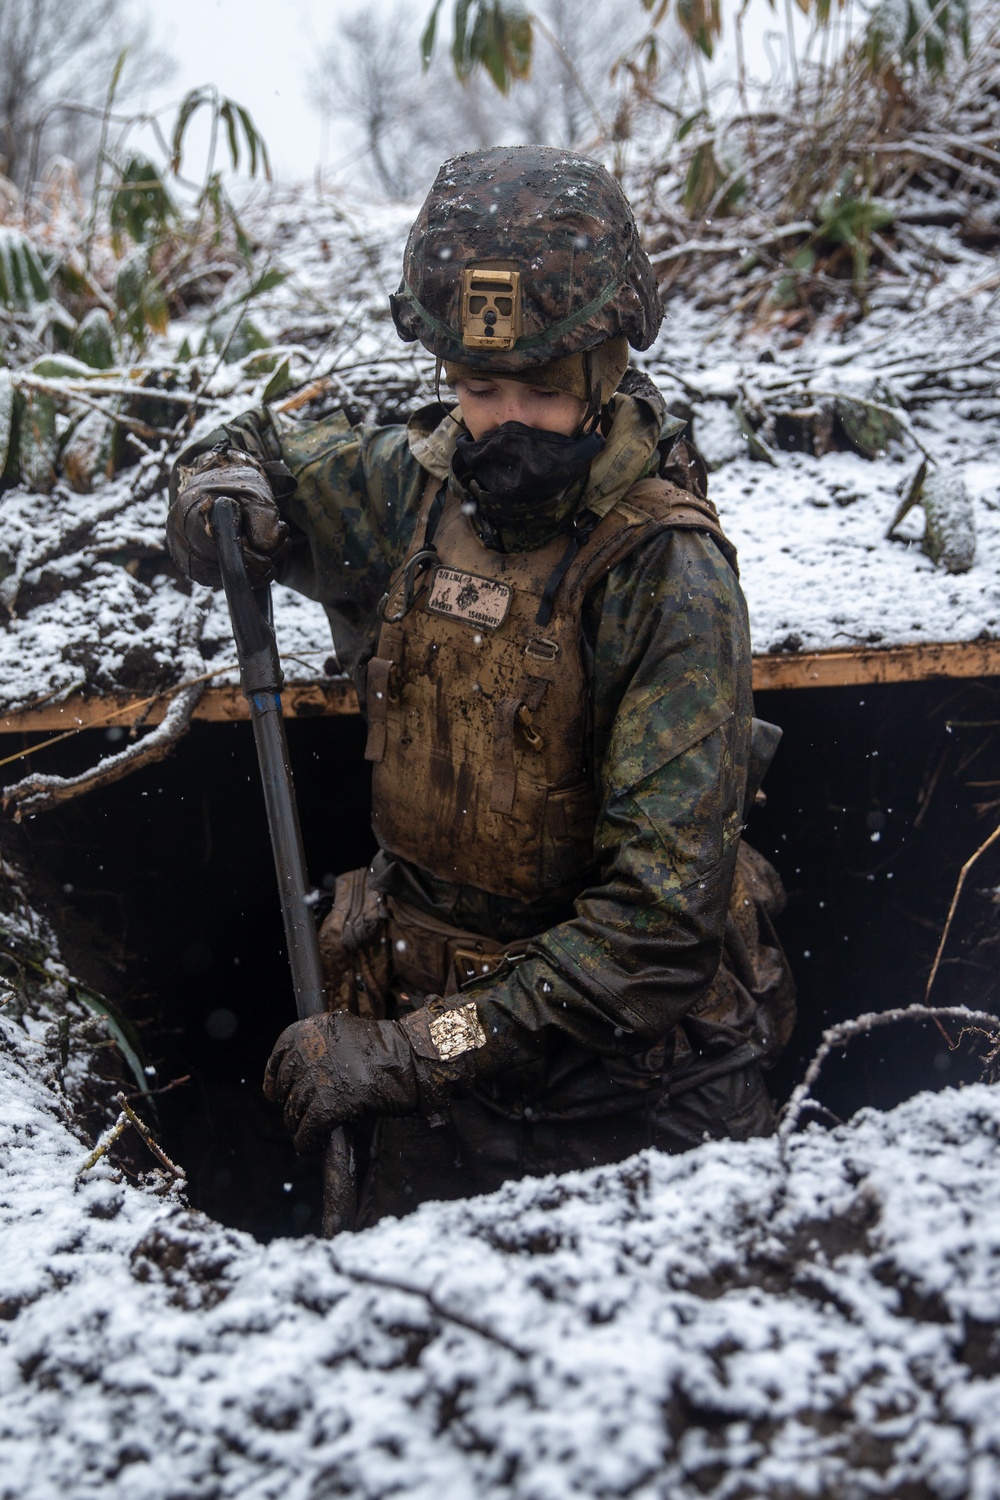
[5,675,999,1240]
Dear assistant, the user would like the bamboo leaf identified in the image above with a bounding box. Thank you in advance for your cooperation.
[61,406,117,494]
[421,0,446,67]
[220,101,241,173]
[677,109,705,142]
[19,390,58,494]
[506,7,533,79]
[109,156,175,251]
[0,229,50,313]
[0,371,14,476]
[29,354,95,378]
[235,104,271,180]
[246,267,288,297]
[677,0,722,58]
[109,46,129,102]
[73,984,150,1096]
[170,86,212,175]
[453,0,473,79]
[73,309,116,371]
[262,357,292,403]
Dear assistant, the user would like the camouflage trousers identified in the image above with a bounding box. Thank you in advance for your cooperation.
[318,849,785,1225]
[355,1063,773,1226]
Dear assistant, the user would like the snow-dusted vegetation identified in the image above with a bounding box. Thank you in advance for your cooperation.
[3,3,1000,1493]
[3,937,1000,1499]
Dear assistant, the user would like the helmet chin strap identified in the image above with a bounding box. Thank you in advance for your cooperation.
[576,349,602,437]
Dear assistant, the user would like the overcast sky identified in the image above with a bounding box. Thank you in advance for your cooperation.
[140,0,828,190]
[145,0,357,184]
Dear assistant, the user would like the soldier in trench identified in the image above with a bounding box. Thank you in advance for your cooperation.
[167,146,794,1224]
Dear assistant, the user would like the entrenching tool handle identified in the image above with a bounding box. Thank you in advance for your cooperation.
[211,496,356,1234]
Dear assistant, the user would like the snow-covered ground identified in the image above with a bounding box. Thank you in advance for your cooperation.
[1,187,998,717]
[4,177,1000,1498]
[3,993,1000,1499]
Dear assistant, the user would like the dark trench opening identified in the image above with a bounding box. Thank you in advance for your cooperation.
[5,676,1000,1240]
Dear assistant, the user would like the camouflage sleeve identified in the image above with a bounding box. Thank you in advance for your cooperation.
[169,408,428,677]
[457,526,753,1071]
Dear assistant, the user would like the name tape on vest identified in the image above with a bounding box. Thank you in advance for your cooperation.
[426,566,512,630]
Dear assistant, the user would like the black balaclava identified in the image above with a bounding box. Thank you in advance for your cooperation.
[451,421,605,553]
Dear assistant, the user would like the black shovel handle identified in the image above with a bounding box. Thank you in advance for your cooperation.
[211,496,356,1234]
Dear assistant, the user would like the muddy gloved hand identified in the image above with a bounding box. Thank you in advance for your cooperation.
[262,1002,488,1152]
[167,446,289,588]
[262,1004,487,1154]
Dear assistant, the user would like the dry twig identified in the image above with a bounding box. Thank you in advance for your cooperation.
[79,1108,128,1173]
[925,820,1000,1002]
[328,1254,529,1360]
[78,1091,186,1179]
[114,1091,185,1178]
[779,1003,1000,1146]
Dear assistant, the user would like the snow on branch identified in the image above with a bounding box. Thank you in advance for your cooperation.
[780,1001,1000,1144]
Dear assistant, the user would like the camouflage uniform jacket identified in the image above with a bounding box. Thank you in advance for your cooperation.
[171,381,755,1115]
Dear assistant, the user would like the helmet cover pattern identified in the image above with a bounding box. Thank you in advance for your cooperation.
[390,145,662,372]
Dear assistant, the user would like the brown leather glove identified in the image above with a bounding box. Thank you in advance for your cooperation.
[262,1004,488,1154]
[167,447,289,588]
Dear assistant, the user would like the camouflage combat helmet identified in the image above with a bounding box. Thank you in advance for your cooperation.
[389,146,662,374]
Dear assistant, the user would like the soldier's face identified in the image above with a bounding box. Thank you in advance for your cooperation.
[455,376,588,440]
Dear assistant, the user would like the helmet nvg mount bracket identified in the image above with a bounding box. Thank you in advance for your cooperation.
[390,145,662,376]
[460,266,522,351]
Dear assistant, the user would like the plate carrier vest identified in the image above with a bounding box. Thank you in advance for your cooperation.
[364,474,737,904]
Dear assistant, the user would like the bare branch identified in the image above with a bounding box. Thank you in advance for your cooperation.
[925,821,1000,1003]
[2,595,212,817]
[780,1004,1000,1145]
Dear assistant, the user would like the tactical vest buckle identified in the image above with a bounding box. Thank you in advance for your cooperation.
[378,548,439,622]
[453,946,501,987]
[524,637,560,661]
[516,704,545,751]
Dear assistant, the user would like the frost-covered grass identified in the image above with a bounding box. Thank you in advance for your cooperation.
[2,995,1000,1499]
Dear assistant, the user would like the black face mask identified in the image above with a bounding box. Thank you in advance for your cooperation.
[451,421,605,552]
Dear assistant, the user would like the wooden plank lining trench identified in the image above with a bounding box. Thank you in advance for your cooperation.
[2,641,999,736]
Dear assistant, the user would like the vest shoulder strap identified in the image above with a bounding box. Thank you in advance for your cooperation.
[617,477,738,576]
[561,476,739,614]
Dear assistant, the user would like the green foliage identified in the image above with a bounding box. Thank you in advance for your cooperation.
[73,310,116,371]
[61,407,117,493]
[862,0,970,77]
[170,86,272,181]
[0,910,149,1095]
[115,246,169,347]
[203,307,270,363]
[675,0,723,58]
[816,170,894,288]
[28,355,96,379]
[261,356,293,403]
[109,156,175,253]
[18,390,58,494]
[98,87,272,354]
[0,66,285,493]
[0,372,14,477]
[682,140,744,215]
[422,0,533,93]
[0,229,50,313]
[421,0,963,102]
[836,381,904,457]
